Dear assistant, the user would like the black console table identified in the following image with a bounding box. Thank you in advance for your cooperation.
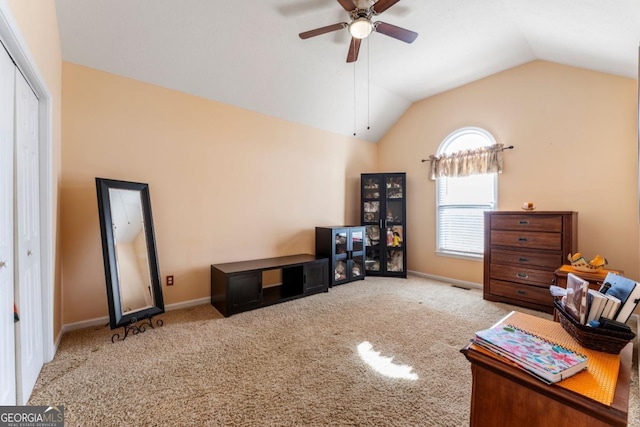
[211,254,329,317]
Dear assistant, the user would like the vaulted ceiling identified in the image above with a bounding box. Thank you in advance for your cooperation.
[54,0,640,142]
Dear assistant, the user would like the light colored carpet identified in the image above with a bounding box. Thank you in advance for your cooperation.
[29,276,639,426]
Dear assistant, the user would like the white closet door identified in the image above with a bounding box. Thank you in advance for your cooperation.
[15,70,42,405]
[0,45,15,406]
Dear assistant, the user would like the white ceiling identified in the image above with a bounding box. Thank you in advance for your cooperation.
[54,0,640,143]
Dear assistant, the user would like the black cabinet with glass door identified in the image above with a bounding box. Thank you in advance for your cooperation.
[315,226,365,286]
[361,173,407,277]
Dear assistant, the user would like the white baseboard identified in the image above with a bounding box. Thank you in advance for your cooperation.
[61,296,211,333]
[62,315,110,333]
[165,296,210,311]
[408,270,483,290]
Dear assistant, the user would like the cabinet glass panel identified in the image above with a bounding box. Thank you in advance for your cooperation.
[335,231,348,255]
[352,229,364,252]
[386,225,403,248]
[363,176,381,199]
[387,250,404,272]
[386,176,404,199]
[352,258,364,278]
[365,225,380,247]
[385,200,403,224]
[334,260,347,282]
[363,201,379,223]
[365,249,380,272]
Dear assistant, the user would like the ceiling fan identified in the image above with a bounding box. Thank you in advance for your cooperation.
[298,0,418,63]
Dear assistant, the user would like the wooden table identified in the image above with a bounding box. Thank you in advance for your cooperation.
[461,312,631,426]
[553,264,623,291]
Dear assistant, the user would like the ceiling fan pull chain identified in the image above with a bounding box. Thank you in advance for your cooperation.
[353,60,357,136]
[367,36,370,130]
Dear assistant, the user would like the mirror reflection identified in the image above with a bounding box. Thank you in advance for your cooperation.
[109,188,154,314]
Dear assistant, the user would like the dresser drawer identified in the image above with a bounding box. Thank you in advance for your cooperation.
[488,279,553,307]
[490,264,555,287]
[490,214,563,232]
[490,248,562,269]
[490,230,561,251]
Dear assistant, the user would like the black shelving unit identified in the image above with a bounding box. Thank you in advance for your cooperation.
[361,173,407,277]
[315,226,366,286]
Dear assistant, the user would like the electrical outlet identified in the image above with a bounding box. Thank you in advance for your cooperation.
[166,275,174,286]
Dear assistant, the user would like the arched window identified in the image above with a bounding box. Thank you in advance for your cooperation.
[436,127,498,258]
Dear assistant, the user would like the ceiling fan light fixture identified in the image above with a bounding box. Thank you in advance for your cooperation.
[349,18,373,39]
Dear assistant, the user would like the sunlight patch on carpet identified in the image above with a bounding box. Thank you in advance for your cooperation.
[357,341,418,380]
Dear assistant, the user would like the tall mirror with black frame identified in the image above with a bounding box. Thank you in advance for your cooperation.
[95,178,164,342]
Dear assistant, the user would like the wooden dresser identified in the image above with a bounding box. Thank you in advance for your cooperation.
[484,211,577,313]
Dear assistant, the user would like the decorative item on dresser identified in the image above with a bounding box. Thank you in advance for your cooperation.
[315,226,366,286]
[483,211,578,313]
[361,172,407,277]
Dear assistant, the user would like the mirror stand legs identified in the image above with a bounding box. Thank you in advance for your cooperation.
[111,315,164,343]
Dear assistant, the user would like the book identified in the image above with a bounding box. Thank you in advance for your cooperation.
[473,324,588,384]
[600,293,621,320]
[598,273,640,323]
[564,273,590,325]
[615,283,640,323]
[586,289,607,323]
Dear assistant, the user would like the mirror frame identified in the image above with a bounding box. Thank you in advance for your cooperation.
[95,177,164,329]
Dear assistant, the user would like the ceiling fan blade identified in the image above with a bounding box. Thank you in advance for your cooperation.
[299,23,347,39]
[336,0,356,12]
[374,21,418,43]
[346,37,362,63]
[372,0,400,14]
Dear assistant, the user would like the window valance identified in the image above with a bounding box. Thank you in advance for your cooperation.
[426,143,511,180]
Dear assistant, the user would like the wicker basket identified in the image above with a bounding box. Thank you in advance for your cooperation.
[554,300,635,354]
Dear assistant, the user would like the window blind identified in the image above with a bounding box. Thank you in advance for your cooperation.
[437,174,495,255]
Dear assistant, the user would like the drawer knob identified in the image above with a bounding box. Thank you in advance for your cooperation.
[516,272,529,279]
[518,237,528,242]
[518,257,529,263]
[516,290,527,295]
[518,220,530,225]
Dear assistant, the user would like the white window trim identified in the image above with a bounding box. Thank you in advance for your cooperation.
[435,127,498,260]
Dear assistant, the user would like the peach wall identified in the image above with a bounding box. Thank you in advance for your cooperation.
[6,1,63,338]
[378,60,639,287]
[61,63,377,324]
